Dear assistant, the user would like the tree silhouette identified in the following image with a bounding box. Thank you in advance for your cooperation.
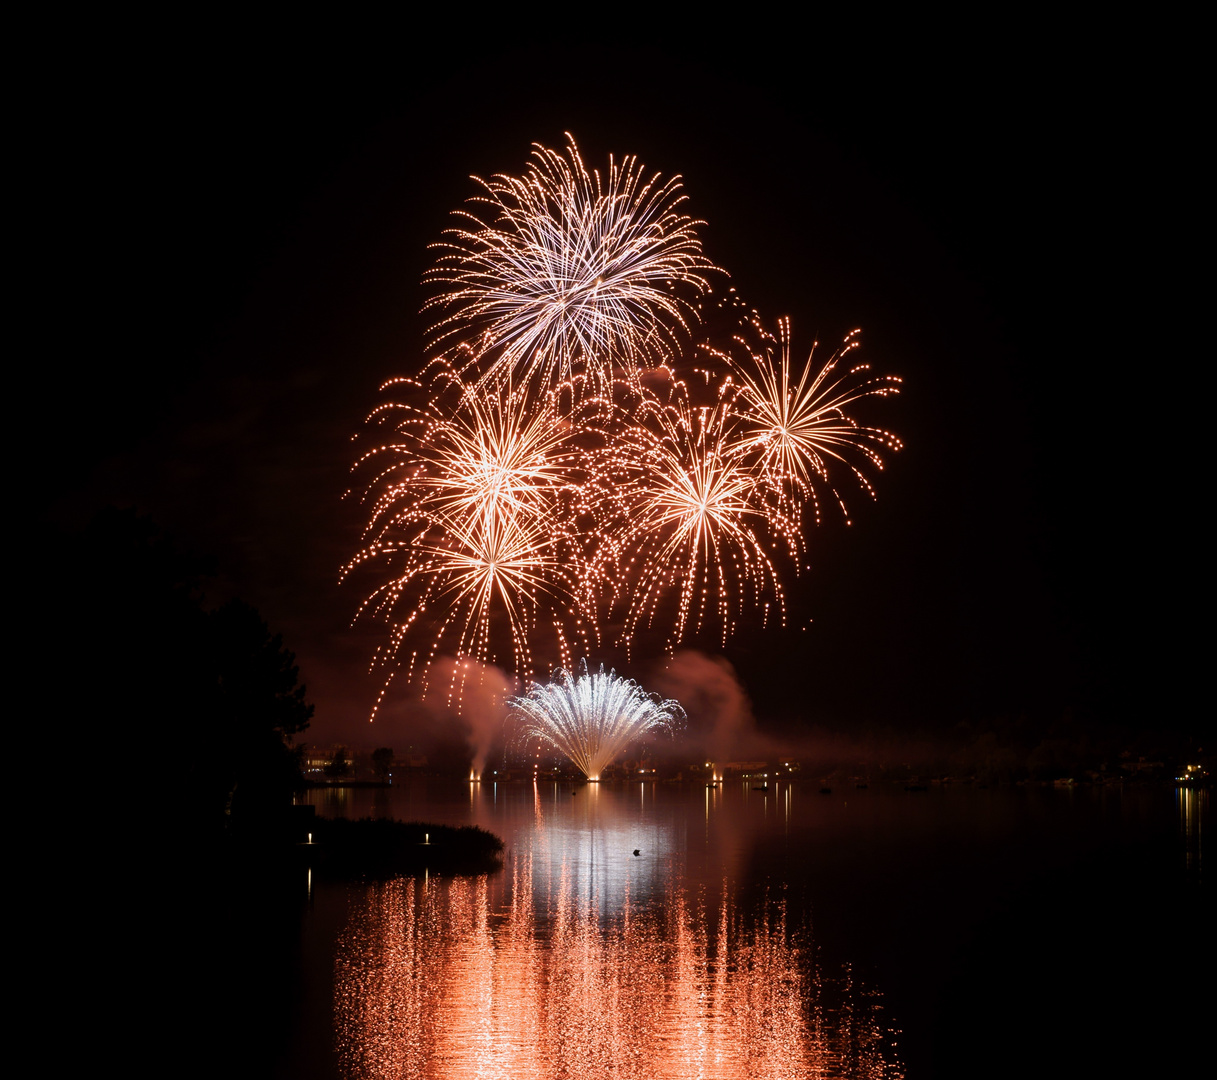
[66,507,313,839]
[371,747,393,781]
[207,598,314,823]
[323,745,350,778]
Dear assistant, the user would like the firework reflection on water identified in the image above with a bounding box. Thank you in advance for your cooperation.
[333,847,903,1080]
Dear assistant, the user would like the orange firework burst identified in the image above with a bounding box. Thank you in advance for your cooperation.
[424,133,718,397]
[594,372,799,650]
[360,363,578,529]
[343,366,596,705]
[726,317,903,524]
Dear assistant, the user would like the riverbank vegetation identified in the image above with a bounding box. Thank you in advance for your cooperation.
[304,818,504,877]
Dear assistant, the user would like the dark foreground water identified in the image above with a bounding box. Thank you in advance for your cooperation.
[170,781,1206,1078]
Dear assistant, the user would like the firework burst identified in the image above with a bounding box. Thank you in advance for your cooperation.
[593,372,799,651]
[343,366,596,702]
[510,659,685,780]
[727,317,903,524]
[425,133,718,397]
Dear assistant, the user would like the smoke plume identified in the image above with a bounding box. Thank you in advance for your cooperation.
[651,649,755,763]
[425,656,517,777]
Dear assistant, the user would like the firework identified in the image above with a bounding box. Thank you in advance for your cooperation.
[343,366,596,701]
[592,371,798,650]
[425,134,717,396]
[510,659,685,780]
[347,138,903,720]
[727,318,902,524]
[355,364,580,532]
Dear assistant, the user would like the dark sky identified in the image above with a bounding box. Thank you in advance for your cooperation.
[45,27,1201,747]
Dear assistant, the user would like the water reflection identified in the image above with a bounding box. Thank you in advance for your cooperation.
[333,847,903,1079]
[1177,786,1205,877]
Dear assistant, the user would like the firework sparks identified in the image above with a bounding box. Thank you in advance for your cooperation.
[727,317,903,524]
[347,500,570,696]
[593,372,798,650]
[357,364,579,531]
[510,659,685,780]
[346,138,902,720]
[343,367,596,701]
[425,133,718,396]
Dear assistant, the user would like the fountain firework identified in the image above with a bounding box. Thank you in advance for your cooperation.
[509,660,685,780]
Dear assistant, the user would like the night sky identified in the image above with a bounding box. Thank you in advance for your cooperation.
[44,26,1201,750]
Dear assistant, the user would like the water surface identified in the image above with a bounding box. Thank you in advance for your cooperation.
[262,780,1204,1078]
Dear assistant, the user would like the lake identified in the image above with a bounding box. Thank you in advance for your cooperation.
[230,779,1204,1078]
